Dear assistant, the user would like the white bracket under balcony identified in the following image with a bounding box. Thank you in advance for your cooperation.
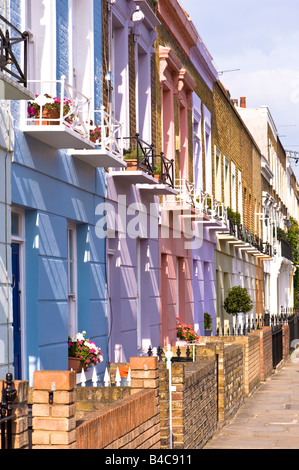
[22,77,94,149]
[71,148,127,168]
[0,71,35,100]
[136,183,178,195]
[23,124,95,150]
[112,170,159,184]
[217,232,239,242]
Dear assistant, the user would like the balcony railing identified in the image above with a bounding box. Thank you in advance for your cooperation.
[23,76,94,149]
[70,106,126,168]
[0,15,28,86]
[228,217,272,256]
[122,134,174,187]
[280,239,293,261]
[91,107,123,157]
[195,191,227,222]
[166,179,227,222]
[174,179,195,206]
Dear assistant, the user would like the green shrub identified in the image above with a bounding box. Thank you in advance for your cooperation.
[223,286,253,315]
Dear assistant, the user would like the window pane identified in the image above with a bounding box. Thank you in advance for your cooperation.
[11,213,20,236]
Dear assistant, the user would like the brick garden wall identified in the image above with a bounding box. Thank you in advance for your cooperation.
[171,360,218,449]
[282,325,290,361]
[7,326,291,449]
[251,327,273,381]
[76,389,160,449]
[195,342,243,422]
[202,332,261,397]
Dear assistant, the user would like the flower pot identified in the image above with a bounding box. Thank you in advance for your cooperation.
[35,108,60,126]
[68,357,88,373]
[204,329,213,336]
[125,159,148,172]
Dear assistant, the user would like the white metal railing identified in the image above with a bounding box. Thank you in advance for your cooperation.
[25,75,91,139]
[74,365,131,387]
[166,179,227,222]
[173,178,196,206]
[195,191,227,222]
[91,106,124,158]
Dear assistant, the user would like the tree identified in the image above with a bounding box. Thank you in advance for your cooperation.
[285,217,299,307]
[223,286,253,316]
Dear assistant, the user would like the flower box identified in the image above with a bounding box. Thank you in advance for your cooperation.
[125,159,148,172]
[68,357,88,373]
[68,331,103,371]
[34,108,60,126]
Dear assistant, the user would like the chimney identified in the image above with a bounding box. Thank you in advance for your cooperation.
[240,97,246,108]
[232,99,238,107]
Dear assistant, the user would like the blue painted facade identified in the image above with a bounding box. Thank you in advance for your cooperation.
[10,0,107,384]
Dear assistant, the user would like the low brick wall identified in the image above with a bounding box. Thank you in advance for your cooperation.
[282,325,290,361]
[201,332,260,397]
[171,360,217,449]
[195,342,243,422]
[75,385,131,421]
[31,370,76,449]
[251,327,273,381]
[76,389,160,449]
[76,357,161,449]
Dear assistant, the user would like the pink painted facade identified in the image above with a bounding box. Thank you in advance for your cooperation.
[157,0,223,345]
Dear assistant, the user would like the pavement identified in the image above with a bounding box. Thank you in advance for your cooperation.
[203,354,299,449]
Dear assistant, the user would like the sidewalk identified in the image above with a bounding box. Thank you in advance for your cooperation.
[204,355,299,449]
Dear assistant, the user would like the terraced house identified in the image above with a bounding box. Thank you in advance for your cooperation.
[155,0,227,344]
[0,0,298,394]
[3,0,109,385]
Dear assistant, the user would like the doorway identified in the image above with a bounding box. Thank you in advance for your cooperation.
[11,242,22,379]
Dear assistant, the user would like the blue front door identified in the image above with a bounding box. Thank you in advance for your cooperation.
[11,243,22,379]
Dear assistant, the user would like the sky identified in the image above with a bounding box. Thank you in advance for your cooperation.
[178,0,299,181]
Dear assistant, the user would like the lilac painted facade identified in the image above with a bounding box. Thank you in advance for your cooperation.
[104,0,161,361]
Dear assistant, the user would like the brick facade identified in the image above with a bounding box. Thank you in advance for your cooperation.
[212,82,262,234]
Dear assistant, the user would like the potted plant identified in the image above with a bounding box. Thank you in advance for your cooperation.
[227,207,241,225]
[204,312,213,336]
[90,125,101,143]
[27,93,73,125]
[68,331,103,373]
[223,286,253,332]
[176,318,200,343]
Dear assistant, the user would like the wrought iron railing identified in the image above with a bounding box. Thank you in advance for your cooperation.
[228,217,272,256]
[280,239,293,261]
[0,15,28,86]
[147,345,194,362]
[25,76,91,139]
[122,133,174,187]
[0,373,17,449]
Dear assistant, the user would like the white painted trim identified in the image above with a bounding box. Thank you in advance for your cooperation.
[136,238,141,350]
[67,223,78,337]
[11,208,27,381]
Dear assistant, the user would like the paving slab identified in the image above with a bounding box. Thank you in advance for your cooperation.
[204,357,299,449]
